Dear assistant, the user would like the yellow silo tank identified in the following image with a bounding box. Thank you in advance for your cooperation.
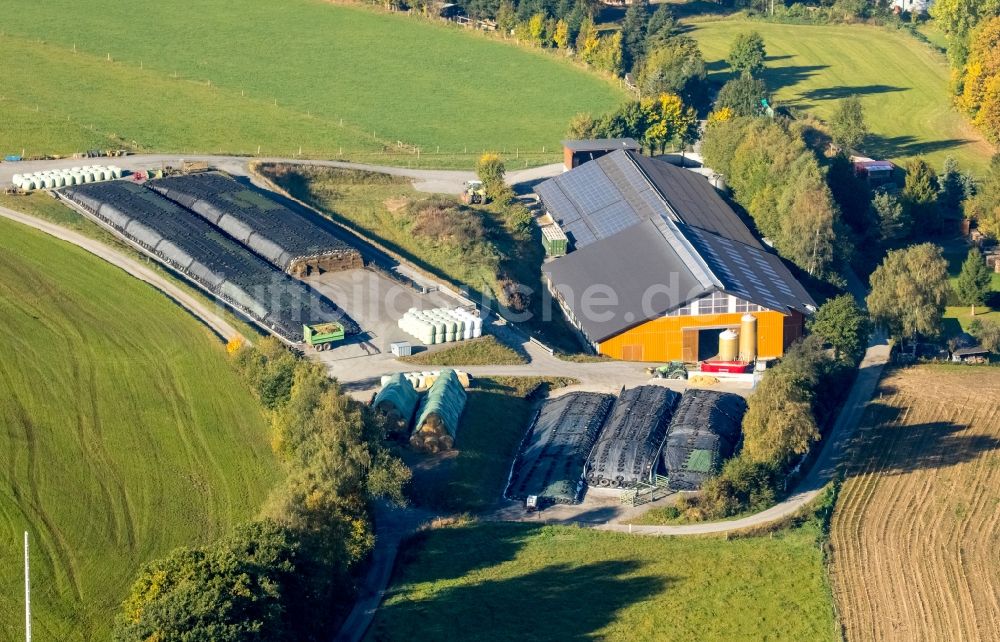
[739,314,758,361]
[719,329,739,361]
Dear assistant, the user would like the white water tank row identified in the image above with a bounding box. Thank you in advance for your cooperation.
[12,165,123,191]
[397,307,482,345]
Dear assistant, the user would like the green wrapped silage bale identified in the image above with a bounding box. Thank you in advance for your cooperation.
[410,369,467,453]
[373,373,420,437]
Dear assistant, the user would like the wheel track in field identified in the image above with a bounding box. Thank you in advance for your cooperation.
[831,369,1000,642]
[82,356,138,553]
[5,393,85,604]
[156,363,225,539]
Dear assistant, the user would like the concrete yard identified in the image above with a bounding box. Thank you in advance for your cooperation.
[303,269,460,361]
[303,267,464,360]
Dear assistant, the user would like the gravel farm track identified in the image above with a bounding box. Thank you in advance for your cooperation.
[829,366,1000,642]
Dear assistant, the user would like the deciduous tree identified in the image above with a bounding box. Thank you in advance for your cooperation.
[476,152,507,200]
[566,112,597,138]
[969,318,1000,352]
[966,154,1000,238]
[635,36,707,106]
[641,93,696,154]
[593,31,624,76]
[715,74,767,117]
[496,0,516,34]
[742,337,826,466]
[553,18,570,50]
[830,95,868,151]
[867,243,950,339]
[726,31,767,77]
[577,17,600,63]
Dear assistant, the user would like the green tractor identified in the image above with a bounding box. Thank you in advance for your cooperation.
[461,180,486,205]
[646,361,688,380]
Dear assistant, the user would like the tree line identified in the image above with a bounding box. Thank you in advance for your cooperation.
[931,1,1000,144]
[114,338,410,642]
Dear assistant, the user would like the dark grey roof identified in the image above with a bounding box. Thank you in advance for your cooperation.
[538,150,817,342]
[953,345,989,357]
[562,138,641,152]
[545,219,714,342]
[537,150,761,250]
[631,153,762,248]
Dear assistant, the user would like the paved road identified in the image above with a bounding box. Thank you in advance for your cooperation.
[0,153,565,195]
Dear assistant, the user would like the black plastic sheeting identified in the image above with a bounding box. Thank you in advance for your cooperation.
[586,386,680,489]
[661,390,747,491]
[506,392,614,504]
[60,181,358,342]
[147,172,358,271]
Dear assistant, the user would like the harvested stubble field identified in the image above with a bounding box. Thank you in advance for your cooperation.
[830,365,1000,642]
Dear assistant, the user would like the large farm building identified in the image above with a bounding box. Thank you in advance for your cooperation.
[537,149,816,362]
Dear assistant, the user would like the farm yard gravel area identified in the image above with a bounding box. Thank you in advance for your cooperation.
[830,365,1000,642]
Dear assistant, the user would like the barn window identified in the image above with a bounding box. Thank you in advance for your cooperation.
[706,291,729,314]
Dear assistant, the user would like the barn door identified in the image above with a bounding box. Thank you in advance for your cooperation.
[681,330,698,363]
[621,345,643,361]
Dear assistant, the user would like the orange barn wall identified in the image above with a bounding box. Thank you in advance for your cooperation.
[596,310,793,362]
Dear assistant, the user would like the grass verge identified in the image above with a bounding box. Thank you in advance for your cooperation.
[400,336,528,366]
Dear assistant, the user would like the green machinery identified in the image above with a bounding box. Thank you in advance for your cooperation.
[461,180,486,205]
[302,322,345,351]
[646,361,688,380]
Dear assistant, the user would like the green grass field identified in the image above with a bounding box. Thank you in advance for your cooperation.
[689,19,995,172]
[369,521,837,641]
[0,0,623,166]
[0,218,282,640]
